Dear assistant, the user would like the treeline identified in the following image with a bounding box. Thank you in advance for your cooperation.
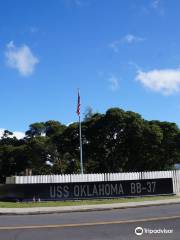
[0,108,180,183]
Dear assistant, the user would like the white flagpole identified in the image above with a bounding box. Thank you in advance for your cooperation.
[77,89,83,174]
[79,115,83,174]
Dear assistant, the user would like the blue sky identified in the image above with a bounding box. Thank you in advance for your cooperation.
[1,0,180,137]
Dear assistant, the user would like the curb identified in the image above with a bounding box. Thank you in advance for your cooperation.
[0,198,180,215]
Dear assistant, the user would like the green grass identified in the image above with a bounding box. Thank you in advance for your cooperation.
[0,195,179,208]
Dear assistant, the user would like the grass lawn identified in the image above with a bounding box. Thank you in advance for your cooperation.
[0,195,179,208]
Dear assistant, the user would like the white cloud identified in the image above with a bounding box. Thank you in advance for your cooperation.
[151,0,164,15]
[0,128,25,139]
[109,34,145,52]
[5,41,39,76]
[108,76,119,91]
[123,34,144,44]
[66,122,75,126]
[13,131,25,139]
[151,0,161,9]
[0,129,4,138]
[136,68,180,95]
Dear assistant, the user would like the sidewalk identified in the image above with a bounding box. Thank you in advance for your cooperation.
[0,198,180,215]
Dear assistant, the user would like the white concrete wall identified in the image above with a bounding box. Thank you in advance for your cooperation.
[5,170,180,193]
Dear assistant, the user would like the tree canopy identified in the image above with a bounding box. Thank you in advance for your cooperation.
[0,108,180,182]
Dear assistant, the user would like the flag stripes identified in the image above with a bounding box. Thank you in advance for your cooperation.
[76,90,80,116]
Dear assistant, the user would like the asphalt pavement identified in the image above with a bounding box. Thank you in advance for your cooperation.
[0,203,180,239]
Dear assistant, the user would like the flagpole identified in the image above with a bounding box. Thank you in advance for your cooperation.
[79,115,83,174]
[77,89,83,174]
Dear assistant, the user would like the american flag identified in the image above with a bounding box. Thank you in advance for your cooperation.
[76,90,80,116]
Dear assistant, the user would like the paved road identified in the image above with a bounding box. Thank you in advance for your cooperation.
[0,203,180,240]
